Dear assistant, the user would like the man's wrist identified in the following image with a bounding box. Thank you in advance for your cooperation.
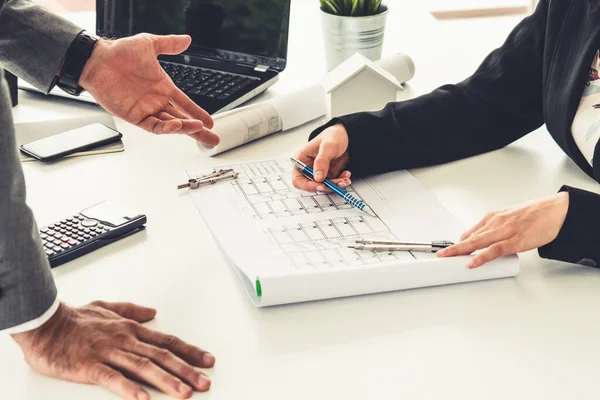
[79,38,110,91]
[4,298,61,336]
[56,31,100,96]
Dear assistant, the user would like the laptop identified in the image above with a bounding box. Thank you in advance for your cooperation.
[21,0,291,115]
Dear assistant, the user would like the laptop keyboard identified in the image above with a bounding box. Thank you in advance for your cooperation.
[160,61,260,100]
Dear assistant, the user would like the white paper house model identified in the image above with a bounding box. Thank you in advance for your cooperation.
[323,53,403,120]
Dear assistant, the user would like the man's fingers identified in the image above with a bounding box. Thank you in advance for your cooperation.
[88,364,149,400]
[131,342,211,392]
[107,350,193,399]
[137,326,215,369]
[438,228,513,258]
[171,89,214,129]
[163,105,190,120]
[149,34,192,56]
[186,128,220,146]
[92,301,157,323]
[313,140,341,182]
[139,116,183,134]
[467,239,517,269]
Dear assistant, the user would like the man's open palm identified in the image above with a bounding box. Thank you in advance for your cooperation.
[80,33,219,145]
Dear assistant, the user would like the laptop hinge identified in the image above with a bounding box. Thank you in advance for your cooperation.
[254,65,270,73]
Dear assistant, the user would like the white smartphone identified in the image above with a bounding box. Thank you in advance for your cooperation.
[20,123,122,162]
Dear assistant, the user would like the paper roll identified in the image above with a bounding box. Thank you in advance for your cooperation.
[199,52,415,156]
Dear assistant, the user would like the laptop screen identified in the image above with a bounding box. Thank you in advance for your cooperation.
[97,0,290,68]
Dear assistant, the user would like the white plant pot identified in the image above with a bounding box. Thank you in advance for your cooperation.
[321,7,389,71]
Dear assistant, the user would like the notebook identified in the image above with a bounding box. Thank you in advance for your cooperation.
[186,159,520,307]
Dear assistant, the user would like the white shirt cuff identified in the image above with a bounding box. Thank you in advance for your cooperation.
[2,297,60,335]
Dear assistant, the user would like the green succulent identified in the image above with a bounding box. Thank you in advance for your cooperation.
[320,0,384,16]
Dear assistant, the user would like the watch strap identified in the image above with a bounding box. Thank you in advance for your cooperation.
[57,31,99,96]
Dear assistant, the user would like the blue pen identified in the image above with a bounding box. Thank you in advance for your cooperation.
[290,158,376,217]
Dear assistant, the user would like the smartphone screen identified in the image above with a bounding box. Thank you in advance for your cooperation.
[20,123,122,161]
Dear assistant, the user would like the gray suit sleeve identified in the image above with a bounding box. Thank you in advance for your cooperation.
[0,1,82,330]
[0,78,57,331]
[0,0,82,92]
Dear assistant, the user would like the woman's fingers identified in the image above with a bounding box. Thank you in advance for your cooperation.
[313,140,342,182]
[131,342,211,392]
[438,227,514,258]
[106,350,193,399]
[467,239,517,269]
[460,212,496,241]
[291,169,351,193]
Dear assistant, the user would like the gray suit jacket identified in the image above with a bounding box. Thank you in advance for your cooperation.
[0,0,81,330]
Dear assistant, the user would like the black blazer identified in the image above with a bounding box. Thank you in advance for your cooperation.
[311,0,600,267]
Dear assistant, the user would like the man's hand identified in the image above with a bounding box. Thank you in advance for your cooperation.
[437,192,570,268]
[80,33,219,145]
[292,124,351,192]
[12,302,215,400]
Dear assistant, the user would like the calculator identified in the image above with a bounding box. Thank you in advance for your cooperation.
[39,201,147,268]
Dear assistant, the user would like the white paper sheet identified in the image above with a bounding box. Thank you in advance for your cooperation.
[187,159,520,307]
[198,84,326,156]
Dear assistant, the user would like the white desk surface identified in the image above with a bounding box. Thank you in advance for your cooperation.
[3,2,600,399]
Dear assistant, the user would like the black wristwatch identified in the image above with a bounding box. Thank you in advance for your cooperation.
[56,31,99,96]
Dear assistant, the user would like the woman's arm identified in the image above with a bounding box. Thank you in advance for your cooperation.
[437,186,600,268]
[309,0,549,177]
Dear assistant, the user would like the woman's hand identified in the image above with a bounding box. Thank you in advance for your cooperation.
[292,124,351,192]
[437,192,570,268]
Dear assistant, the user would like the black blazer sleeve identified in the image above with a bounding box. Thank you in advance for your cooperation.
[310,0,548,177]
[538,186,600,266]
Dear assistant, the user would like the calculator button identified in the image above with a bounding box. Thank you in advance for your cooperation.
[83,228,91,234]
[53,239,61,245]
[40,227,49,233]
[60,236,69,242]
[97,225,105,230]
[65,222,73,227]
[61,219,68,224]
[47,230,55,236]
[81,219,98,228]
[59,229,66,234]
[77,236,85,241]
[53,246,62,252]
[45,249,55,256]
[94,228,103,234]
[68,239,78,246]
[83,234,91,239]
[67,217,75,222]
[77,215,84,220]
[40,233,48,240]
[60,243,70,249]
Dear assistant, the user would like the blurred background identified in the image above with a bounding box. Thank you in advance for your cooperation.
[34,0,538,18]
[32,0,539,81]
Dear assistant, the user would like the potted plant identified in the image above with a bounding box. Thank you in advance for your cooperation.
[320,0,389,71]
